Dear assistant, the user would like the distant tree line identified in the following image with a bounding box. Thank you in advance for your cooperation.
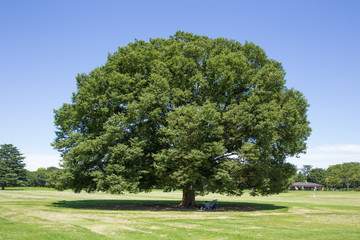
[23,162,360,191]
[25,167,64,188]
[0,144,66,190]
[2,144,359,192]
[292,163,360,191]
[2,164,67,189]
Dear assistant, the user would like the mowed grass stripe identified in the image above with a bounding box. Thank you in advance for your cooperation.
[0,217,109,240]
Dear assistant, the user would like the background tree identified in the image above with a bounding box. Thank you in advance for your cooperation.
[306,168,327,185]
[293,171,306,183]
[325,165,342,189]
[0,144,26,190]
[26,167,60,188]
[300,165,312,178]
[327,162,360,191]
[46,167,71,190]
[27,168,47,187]
[291,165,312,183]
[53,32,311,206]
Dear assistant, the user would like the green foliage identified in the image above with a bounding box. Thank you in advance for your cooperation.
[53,32,311,203]
[300,164,312,177]
[26,167,68,189]
[326,162,360,190]
[293,172,306,183]
[27,168,47,187]
[306,168,328,186]
[45,167,72,190]
[290,164,313,184]
[0,144,26,190]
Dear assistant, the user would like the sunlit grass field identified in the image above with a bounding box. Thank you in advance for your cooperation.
[1,188,359,239]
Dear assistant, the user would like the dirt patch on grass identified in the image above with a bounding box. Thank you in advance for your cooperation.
[288,208,333,214]
[245,212,287,216]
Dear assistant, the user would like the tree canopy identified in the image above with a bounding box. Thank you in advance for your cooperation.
[0,144,26,190]
[326,162,360,191]
[306,168,327,186]
[26,167,60,188]
[53,32,311,206]
[300,165,312,177]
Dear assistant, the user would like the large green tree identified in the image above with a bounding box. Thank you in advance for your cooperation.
[53,32,311,206]
[0,144,26,190]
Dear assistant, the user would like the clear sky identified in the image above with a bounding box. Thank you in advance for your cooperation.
[1,0,359,171]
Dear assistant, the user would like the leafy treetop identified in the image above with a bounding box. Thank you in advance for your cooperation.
[53,32,311,206]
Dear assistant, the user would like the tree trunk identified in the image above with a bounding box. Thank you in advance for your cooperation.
[181,186,196,207]
[1,185,4,190]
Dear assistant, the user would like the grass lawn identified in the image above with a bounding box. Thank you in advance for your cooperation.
[0,188,359,239]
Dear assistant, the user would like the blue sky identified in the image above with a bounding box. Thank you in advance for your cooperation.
[1,0,359,171]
